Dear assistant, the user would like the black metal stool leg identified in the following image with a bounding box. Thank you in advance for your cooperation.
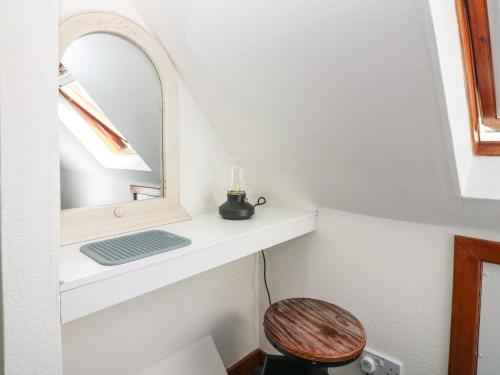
[261,355,328,375]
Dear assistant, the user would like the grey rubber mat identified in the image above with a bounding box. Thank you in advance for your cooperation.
[80,230,192,266]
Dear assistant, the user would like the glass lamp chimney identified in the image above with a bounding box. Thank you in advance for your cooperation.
[227,160,246,195]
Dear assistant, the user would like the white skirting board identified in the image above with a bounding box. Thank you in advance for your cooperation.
[135,336,227,375]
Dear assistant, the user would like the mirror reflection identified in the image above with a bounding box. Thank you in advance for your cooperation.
[59,33,163,210]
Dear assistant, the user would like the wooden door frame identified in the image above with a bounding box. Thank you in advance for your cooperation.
[449,235,500,374]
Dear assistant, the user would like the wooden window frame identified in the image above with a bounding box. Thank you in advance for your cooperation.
[449,235,500,375]
[457,0,500,155]
[59,83,134,154]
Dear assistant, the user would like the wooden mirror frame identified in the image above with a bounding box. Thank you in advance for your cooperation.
[449,235,500,374]
[59,11,189,244]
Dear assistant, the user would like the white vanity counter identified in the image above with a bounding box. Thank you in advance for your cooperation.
[59,205,317,323]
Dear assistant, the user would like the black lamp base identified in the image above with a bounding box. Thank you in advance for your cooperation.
[219,192,255,220]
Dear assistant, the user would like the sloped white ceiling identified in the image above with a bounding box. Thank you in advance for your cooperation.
[132,0,500,230]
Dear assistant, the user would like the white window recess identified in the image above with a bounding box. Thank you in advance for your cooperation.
[430,0,500,201]
[59,205,317,323]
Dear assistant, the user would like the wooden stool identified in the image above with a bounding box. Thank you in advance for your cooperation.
[262,298,366,374]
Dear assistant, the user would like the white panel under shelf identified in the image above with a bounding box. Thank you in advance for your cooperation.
[59,205,317,323]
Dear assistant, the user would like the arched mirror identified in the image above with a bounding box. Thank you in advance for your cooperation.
[59,12,189,244]
[59,33,163,209]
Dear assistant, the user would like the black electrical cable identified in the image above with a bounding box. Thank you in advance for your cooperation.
[261,250,272,307]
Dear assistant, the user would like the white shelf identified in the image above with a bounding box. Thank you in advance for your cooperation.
[59,205,317,323]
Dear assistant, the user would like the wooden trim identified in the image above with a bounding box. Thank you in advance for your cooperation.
[472,117,500,155]
[59,87,131,152]
[456,0,481,153]
[226,349,266,375]
[463,0,497,119]
[475,141,500,155]
[455,0,500,155]
[449,236,500,375]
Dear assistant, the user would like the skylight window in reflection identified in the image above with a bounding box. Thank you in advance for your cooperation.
[58,64,151,171]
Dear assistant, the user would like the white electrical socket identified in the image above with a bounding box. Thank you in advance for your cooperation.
[359,348,402,375]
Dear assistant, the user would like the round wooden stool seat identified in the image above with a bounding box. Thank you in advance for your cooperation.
[263,298,366,365]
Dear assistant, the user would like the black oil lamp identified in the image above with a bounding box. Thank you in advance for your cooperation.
[218,160,265,220]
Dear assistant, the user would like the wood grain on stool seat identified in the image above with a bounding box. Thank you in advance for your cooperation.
[263,298,366,363]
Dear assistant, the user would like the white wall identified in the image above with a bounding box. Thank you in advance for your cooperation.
[260,209,500,375]
[176,78,230,214]
[125,0,500,231]
[62,254,258,375]
[0,0,62,373]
